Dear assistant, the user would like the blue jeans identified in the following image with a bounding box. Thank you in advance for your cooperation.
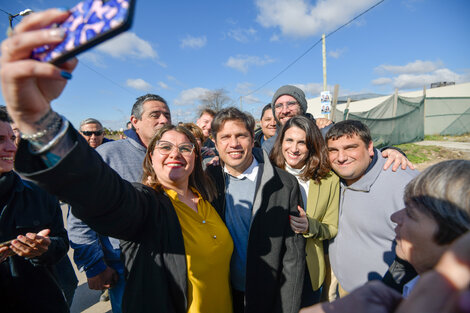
[109,272,125,313]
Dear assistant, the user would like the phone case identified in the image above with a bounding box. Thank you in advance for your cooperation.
[31,0,135,65]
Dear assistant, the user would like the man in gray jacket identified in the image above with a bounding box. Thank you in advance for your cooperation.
[327,120,419,295]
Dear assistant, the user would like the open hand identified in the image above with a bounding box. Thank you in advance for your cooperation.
[382,149,415,172]
[9,229,51,258]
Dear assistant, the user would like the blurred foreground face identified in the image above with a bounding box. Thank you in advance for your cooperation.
[196,113,214,140]
[260,109,277,139]
[80,123,104,149]
[0,121,17,174]
[391,205,449,274]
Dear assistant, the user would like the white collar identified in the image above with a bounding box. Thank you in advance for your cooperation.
[224,157,259,182]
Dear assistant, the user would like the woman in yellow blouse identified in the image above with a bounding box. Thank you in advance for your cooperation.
[142,125,233,312]
[270,115,339,307]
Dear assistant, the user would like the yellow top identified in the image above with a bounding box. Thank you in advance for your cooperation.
[166,188,234,313]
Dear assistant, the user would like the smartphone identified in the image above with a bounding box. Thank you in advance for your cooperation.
[31,0,136,65]
[0,239,13,248]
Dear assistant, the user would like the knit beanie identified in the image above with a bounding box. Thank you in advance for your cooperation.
[271,85,307,113]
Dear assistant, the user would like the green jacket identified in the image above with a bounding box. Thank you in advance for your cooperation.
[303,171,340,291]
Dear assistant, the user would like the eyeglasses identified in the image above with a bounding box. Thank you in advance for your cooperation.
[155,141,195,156]
[81,130,103,136]
[274,101,299,110]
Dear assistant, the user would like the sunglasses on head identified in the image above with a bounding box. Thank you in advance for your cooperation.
[81,130,103,136]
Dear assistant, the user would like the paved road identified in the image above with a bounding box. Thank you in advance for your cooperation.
[61,204,112,313]
[415,140,470,153]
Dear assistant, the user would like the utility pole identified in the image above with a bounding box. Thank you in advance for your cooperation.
[6,9,33,36]
[322,34,327,92]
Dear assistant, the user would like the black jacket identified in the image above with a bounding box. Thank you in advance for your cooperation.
[15,128,194,313]
[0,171,69,313]
[206,148,305,313]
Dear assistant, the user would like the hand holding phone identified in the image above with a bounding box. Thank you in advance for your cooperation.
[31,0,135,65]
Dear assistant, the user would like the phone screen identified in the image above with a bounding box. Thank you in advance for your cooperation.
[31,0,135,65]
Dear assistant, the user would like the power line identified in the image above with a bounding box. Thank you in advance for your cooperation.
[242,0,386,99]
[0,8,13,16]
[78,60,139,97]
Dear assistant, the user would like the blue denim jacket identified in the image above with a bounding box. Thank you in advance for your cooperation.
[67,206,124,278]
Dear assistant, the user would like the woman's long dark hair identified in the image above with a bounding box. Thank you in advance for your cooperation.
[142,125,216,202]
[270,116,331,183]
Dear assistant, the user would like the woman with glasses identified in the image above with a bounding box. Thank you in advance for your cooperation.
[1,9,233,313]
[270,115,339,307]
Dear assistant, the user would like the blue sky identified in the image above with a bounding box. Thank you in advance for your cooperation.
[1,0,469,130]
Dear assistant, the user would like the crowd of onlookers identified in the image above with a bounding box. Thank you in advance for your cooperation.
[1,7,469,313]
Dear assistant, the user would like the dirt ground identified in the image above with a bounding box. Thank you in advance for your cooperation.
[413,140,470,171]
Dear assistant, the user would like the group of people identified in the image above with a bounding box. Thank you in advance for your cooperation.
[1,8,469,313]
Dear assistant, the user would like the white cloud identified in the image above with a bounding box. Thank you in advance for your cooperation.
[180,35,207,49]
[225,55,275,73]
[126,78,153,91]
[158,81,170,89]
[328,48,347,59]
[255,0,376,37]
[227,28,257,43]
[372,77,393,85]
[375,60,443,75]
[372,61,464,90]
[295,83,325,97]
[171,108,195,123]
[173,87,210,106]
[270,33,280,42]
[235,82,255,94]
[78,52,106,67]
[97,32,157,59]
[393,69,462,89]
[236,83,263,104]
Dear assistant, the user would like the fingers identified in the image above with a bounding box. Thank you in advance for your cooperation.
[1,59,70,83]
[14,9,70,33]
[382,151,394,171]
[56,56,78,70]
[391,157,401,172]
[37,229,51,237]
[290,215,308,233]
[1,28,66,63]
[297,205,306,217]
[9,231,50,257]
